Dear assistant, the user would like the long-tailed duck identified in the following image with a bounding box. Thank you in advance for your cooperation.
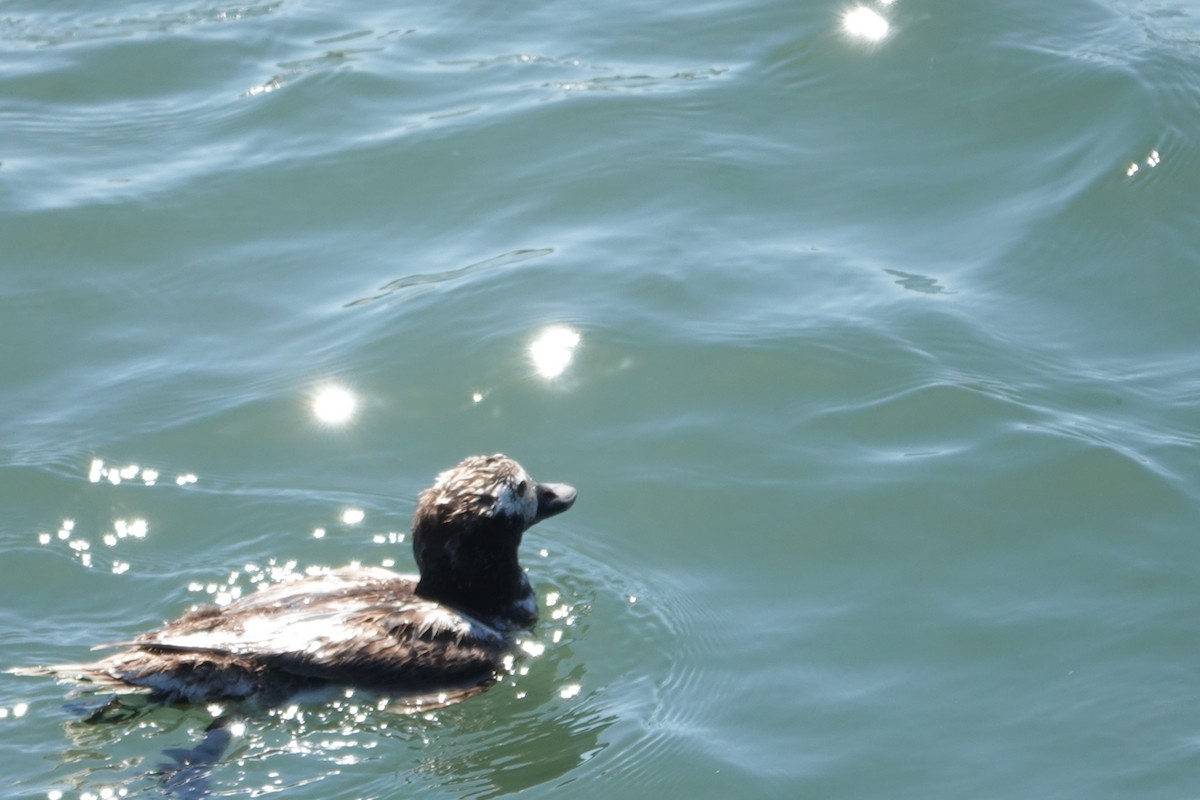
[14,454,576,710]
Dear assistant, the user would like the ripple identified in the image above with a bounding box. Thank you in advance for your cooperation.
[344,248,554,308]
[0,1,281,49]
[544,66,731,95]
[1121,0,1200,50]
[244,43,389,98]
[536,530,732,793]
[440,51,732,98]
[884,267,953,295]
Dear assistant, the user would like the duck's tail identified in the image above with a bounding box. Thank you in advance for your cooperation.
[8,662,144,693]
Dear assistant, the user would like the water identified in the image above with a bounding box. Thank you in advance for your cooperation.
[3,0,1200,797]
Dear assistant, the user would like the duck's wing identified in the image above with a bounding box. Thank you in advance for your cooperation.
[123,578,506,693]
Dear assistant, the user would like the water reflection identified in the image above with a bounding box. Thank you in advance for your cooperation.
[0,702,29,719]
[88,458,161,486]
[418,698,612,799]
[311,384,358,425]
[842,4,891,43]
[529,325,581,379]
[36,512,151,573]
[1126,148,1161,177]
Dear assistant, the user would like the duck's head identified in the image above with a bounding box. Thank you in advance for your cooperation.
[412,454,576,624]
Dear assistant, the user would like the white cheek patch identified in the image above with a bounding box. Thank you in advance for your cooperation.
[490,469,536,522]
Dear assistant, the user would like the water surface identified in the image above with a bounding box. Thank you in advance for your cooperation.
[3,0,1200,797]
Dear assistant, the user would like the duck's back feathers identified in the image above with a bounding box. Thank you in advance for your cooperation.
[36,568,506,705]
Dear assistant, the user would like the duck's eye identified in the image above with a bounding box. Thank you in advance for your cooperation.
[516,480,529,496]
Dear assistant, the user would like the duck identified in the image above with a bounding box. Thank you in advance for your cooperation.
[14,454,576,710]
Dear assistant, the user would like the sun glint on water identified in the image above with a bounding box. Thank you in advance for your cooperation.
[529,326,581,379]
[312,385,358,425]
[843,6,890,42]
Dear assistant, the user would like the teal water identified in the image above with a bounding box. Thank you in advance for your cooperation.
[3,0,1200,797]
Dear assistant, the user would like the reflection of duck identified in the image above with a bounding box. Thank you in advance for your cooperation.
[15,454,576,708]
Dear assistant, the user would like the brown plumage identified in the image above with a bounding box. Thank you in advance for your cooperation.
[12,454,576,710]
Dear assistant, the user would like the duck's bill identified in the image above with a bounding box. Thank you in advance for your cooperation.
[534,482,577,522]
